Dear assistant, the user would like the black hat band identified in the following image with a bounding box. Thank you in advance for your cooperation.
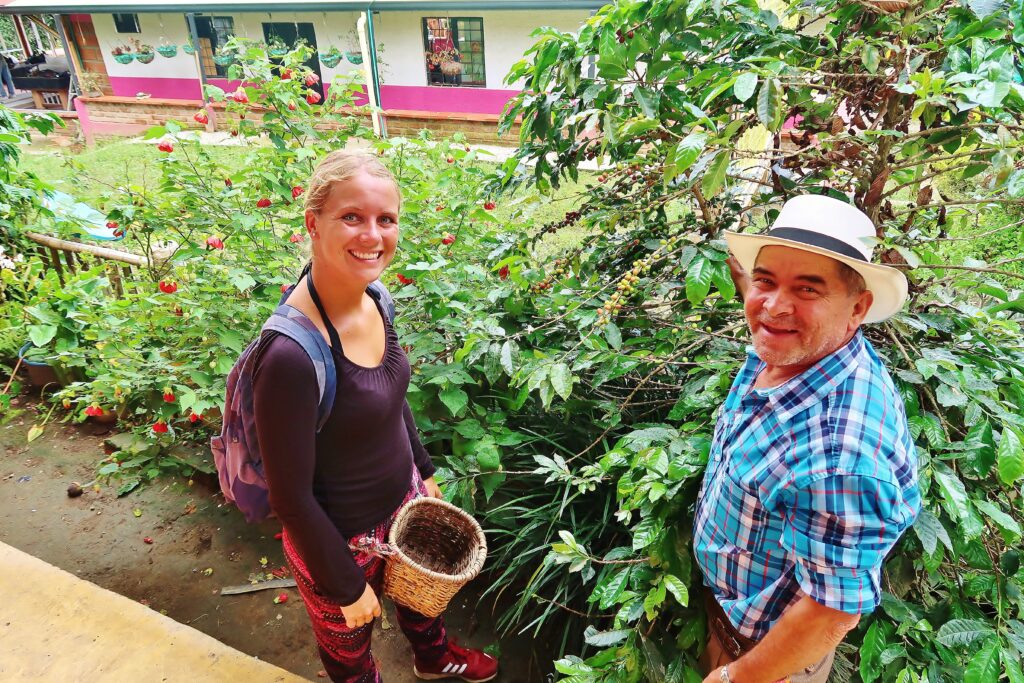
[766,228,868,262]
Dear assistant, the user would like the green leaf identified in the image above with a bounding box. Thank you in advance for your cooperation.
[756,78,784,131]
[1007,169,1024,197]
[634,87,661,119]
[973,499,1021,538]
[549,363,573,401]
[1003,650,1024,683]
[675,133,707,174]
[936,383,967,407]
[643,581,667,621]
[604,322,622,350]
[998,428,1024,485]
[632,516,659,551]
[734,72,758,102]
[685,256,714,305]
[860,621,885,683]
[701,151,730,198]
[499,340,517,377]
[598,567,632,609]
[583,625,631,647]
[963,640,999,683]
[862,44,881,74]
[439,387,468,416]
[28,324,57,347]
[913,508,952,554]
[663,574,688,606]
[933,466,970,521]
[935,618,994,647]
[26,424,44,443]
[968,0,1006,19]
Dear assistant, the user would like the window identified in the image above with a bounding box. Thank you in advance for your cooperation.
[194,16,235,78]
[422,17,485,87]
[113,14,140,33]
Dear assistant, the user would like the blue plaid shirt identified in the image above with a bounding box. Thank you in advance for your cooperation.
[693,330,920,640]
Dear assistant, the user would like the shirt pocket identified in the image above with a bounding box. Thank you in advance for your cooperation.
[714,471,771,555]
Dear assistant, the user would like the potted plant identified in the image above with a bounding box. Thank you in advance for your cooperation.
[267,37,289,57]
[156,41,178,58]
[213,46,234,66]
[134,42,156,64]
[111,45,134,65]
[320,46,343,68]
[182,41,196,55]
[426,47,462,76]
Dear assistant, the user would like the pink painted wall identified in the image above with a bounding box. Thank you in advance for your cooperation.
[106,77,520,115]
[379,85,518,115]
[109,76,203,100]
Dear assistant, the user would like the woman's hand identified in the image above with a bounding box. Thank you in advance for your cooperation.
[341,582,381,629]
[423,476,443,499]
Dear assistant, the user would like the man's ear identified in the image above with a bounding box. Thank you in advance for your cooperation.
[849,290,873,332]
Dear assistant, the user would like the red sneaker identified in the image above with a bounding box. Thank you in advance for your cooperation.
[413,639,498,682]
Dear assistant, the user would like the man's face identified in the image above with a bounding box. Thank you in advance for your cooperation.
[744,246,873,372]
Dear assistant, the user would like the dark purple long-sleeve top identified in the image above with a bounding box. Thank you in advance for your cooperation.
[251,300,435,606]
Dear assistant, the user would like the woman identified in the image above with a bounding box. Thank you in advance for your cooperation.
[252,151,498,683]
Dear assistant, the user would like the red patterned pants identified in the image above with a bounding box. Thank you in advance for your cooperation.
[282,471,448,683]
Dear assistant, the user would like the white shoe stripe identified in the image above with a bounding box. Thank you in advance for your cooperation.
[442,663,453,673]
[458,664,467,675]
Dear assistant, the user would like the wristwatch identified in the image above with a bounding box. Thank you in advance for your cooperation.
[719,664,733,683]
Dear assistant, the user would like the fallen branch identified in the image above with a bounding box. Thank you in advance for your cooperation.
[220,578,296,595]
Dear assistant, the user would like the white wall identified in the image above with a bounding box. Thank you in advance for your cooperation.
[92,9,590,89]
[375,9,590,89]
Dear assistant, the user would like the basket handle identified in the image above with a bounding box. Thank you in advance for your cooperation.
[348,537,396,558]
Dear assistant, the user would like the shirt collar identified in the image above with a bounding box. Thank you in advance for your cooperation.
[736,329,865,423]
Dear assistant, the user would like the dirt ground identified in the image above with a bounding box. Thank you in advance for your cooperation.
[0,396,550,682]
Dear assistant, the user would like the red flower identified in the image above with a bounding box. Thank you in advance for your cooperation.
[85,405,103,417]
[291,186,304,199]
[280,68,293,80]
[274,592,289,604]
[158,280,177,294]
[442,233,456,245]
[435,205,444,212]
[194,110,209,125]
[396,274,414,285]
[224,178,232,187]
[305,91,321,105]
[113,229,125,238]
[289,233,304,243]
[446,157,454,164]
[304,73,320,86]
[157,141,173,153]
[287,101,297,111]
[280,284,290,294]
[143,537,154,544]
[173,306,183,316]
[189,412,201,423]
[162,388,175,403]
[257,197,271,208]
[499,264,510,280]
[484,201,496,211]
[206,236,225,250]
[106,220,119,229]
[230,129,239,137]
[274,532,283,540]
[231,89,249,104]
[152,421,169,434]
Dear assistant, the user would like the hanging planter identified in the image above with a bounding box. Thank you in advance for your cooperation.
[182,42,196,55]
[268,40,289,57]
[135,51,155,64]
[157,44,178,58]
[346,51,363,65]
[440,60,463,77]
[213,53,234,66]
[320,49,343,68]
[113,53,135,65]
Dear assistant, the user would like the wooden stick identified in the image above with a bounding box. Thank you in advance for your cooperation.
[24,232,148,267]
[2,356,24,395]
[219,578,296,596]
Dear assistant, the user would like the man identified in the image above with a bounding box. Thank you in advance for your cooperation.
[1,54,17,100]
[694,195,921,683]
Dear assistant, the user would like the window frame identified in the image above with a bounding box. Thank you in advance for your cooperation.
[421,16,486,88]
[112,13,140,34]
[193,15,235,78]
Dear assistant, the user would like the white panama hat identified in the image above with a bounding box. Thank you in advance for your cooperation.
[724,195,908,324]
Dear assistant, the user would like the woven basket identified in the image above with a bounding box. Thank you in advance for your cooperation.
[440,60,463,77]
[381,497,487,617]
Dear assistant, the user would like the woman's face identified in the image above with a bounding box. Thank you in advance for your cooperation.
[305,171,401,287]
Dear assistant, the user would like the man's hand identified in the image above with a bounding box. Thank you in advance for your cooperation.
[423,476,443,499]
[340,582,381,629]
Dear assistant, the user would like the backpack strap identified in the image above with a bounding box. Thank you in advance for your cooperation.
[262,306,337,433]
[367,280,396,324]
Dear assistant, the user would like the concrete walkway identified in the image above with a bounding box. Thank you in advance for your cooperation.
[0,541,308,682]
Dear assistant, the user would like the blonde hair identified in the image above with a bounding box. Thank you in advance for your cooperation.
[304,150,399,214]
